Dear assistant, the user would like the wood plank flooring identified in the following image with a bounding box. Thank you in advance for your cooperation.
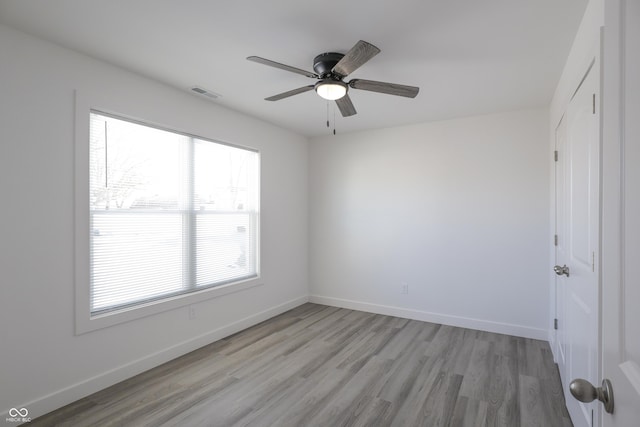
[31,303,573,426]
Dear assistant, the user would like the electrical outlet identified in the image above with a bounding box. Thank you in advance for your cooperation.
[188,305,197,320]
[401,282,409,294]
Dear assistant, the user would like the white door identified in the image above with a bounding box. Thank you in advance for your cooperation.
[555,115,568,384]
[601,0,640,425]
[555,56,600,427]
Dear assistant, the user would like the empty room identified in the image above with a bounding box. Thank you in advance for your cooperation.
[1,0,638,426]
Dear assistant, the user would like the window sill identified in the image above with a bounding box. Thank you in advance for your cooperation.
[75,277,263,335]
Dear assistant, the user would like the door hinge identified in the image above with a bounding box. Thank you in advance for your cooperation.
[554,318,558,330]
[554,150,558,162]
[554,235,558,246]
[593,94,596,114]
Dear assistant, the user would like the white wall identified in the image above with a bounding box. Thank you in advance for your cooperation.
[309,109,550,339]
[0,24,308,418]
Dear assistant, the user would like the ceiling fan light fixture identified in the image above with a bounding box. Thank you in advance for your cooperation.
[315,80,347,100]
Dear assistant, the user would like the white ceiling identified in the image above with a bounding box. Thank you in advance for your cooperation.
[0,0,587,137]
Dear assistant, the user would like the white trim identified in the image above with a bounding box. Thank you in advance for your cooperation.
[16,292,553,419]
[74,90,263,334]
[80,278,265,334]
[13,296,309,420]
[309,295,548,341]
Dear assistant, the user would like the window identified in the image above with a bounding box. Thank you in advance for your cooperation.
[88,111,259,316]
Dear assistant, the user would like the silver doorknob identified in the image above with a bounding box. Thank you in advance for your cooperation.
[570,378,614,414]
[554,264,570,277]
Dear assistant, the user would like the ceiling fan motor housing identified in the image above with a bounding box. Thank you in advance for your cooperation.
[313,52,345,78]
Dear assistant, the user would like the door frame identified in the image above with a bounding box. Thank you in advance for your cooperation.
[601,0,640,425]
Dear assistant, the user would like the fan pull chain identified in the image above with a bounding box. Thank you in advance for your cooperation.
[326,102,330,128]
[333,104,336,135]
[324,102,338,135]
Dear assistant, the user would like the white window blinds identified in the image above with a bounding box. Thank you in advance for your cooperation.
[89,112,259,315]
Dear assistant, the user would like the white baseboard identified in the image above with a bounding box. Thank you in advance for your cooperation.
[19,295,309,420]
[18,294,549,420]
[309,295,549,341]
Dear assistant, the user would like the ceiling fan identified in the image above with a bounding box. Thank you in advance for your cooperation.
[247,40,419,117]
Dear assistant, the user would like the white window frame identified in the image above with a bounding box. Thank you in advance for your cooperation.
[74,91,262,334]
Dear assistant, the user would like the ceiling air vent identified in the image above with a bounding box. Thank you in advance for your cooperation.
[190,86,222,100]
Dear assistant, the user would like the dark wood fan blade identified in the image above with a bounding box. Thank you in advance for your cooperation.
[332,40,381,77]
[265,85,315,101]
[247,56,318,79]
[349,79,419,98]
[335,94,357,117]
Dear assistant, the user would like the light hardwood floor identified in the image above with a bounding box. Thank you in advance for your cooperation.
[31,303,572,426]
